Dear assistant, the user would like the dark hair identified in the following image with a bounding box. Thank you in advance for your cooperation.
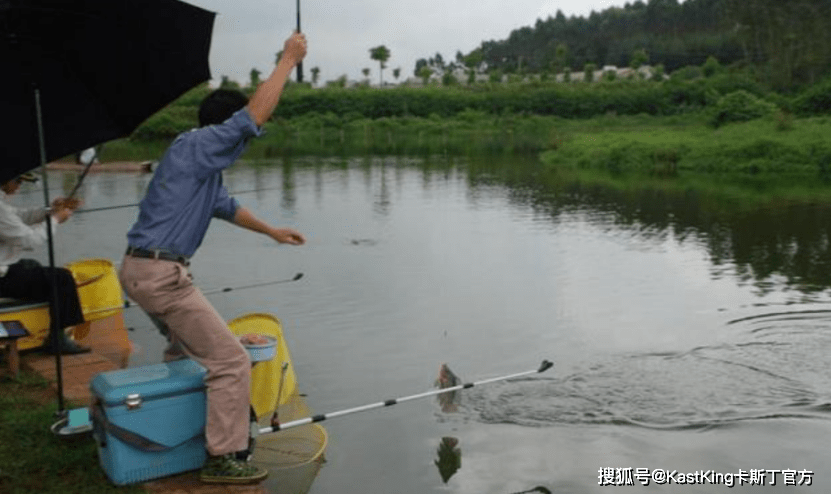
[198,89,249,127]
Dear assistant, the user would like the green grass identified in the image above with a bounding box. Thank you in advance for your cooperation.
[541,114,831,198]
[0,371,145,493]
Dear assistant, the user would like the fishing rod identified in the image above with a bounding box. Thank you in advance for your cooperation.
[67,148,99,199]
[18,149,97,199]
[260,359,554,434]
[74,185,290,214]
[204,272,303,295]
[73,202,139,214]
[86,272,304,315]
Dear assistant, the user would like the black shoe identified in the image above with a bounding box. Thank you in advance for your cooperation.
[41,337,91,355]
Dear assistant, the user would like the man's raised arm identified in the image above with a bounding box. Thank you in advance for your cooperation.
[247,32,308,126]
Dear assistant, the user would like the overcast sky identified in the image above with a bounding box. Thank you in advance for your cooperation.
[183,0,634,86]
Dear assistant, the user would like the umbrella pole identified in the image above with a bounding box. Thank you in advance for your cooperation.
[296,0,303,83]
[33,87,67,416]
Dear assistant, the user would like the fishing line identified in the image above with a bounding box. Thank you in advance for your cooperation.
[87,272,304,316]
[74,185,290,214]
[260,360,554,434]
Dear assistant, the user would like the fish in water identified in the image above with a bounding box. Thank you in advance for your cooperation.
[436,363,461,413]
[349,238,377,246]
[434,436,461,483]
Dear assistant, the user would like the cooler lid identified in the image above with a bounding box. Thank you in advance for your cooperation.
[91,359,207,406]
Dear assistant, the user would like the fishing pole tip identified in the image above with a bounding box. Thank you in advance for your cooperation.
[538,360,554,373]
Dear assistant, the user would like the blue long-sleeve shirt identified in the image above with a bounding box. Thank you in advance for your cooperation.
[126,108,261,258]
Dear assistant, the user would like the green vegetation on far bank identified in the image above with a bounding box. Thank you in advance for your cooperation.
[92,65,831,204]
[539,114,831,188]
[0,371,144,493]
[105,107,831,190]
[125,65,831,144]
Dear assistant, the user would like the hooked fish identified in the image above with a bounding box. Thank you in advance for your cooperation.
[435,363,461,413]
[434,436,461,483]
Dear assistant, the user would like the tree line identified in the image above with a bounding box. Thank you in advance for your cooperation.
[440,0,830,91]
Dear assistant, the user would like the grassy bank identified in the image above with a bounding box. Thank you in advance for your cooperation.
[0,371,144,493]
[539,114,831,195]
[102,111,831,188]
[97,71,829,164]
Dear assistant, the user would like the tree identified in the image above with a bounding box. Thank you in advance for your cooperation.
[362,68,370,82]
[554,43,569,74]
[393,67,401,83]
[417,66,433,85]
[724,0,831,89]
[220,75,240,89]
[414,58,428,76]
[249,68,261,88]
[433,52,444,70]
[311,67,320,86]
[369,45,391,85]
[463,48,483,71]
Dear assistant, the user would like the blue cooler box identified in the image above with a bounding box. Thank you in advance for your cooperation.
[90,359,208,485]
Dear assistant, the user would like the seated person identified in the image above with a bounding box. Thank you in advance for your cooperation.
[0,172,90,354]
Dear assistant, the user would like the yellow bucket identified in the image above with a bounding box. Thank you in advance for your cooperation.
[227,312,298,419]
[66,258,123,321]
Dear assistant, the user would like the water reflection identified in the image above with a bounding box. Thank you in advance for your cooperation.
[252,154,831,300]
[434,437,461,483]
[461,156,831,298]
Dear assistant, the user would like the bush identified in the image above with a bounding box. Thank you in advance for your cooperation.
[792,76,831,116]
[584,63,597,83]
[702,56,722,77]
[131,106,197,139]
[709,90,777,128]
[671,66,703,81]
[651,64,665,82]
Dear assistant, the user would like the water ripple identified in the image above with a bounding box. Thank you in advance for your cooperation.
[446,312,831,431]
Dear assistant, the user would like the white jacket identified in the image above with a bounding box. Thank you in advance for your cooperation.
[0,191,57,276]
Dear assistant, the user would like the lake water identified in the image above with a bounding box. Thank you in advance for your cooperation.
[21,155,831,493]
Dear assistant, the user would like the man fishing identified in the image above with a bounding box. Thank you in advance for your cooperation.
[119,31,308,484]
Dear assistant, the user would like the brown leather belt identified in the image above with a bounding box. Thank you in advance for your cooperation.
[126,246,190,266]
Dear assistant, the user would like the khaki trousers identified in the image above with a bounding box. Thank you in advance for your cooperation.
[119,255,250,456]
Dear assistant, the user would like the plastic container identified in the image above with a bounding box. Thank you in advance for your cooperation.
[242,335,278,363]
[90,359,208,485]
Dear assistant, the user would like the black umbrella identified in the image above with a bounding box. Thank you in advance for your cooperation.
[0,0,215,418]
[1,0,215,181]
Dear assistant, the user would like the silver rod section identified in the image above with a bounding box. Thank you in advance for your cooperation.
[259,360,553,434]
